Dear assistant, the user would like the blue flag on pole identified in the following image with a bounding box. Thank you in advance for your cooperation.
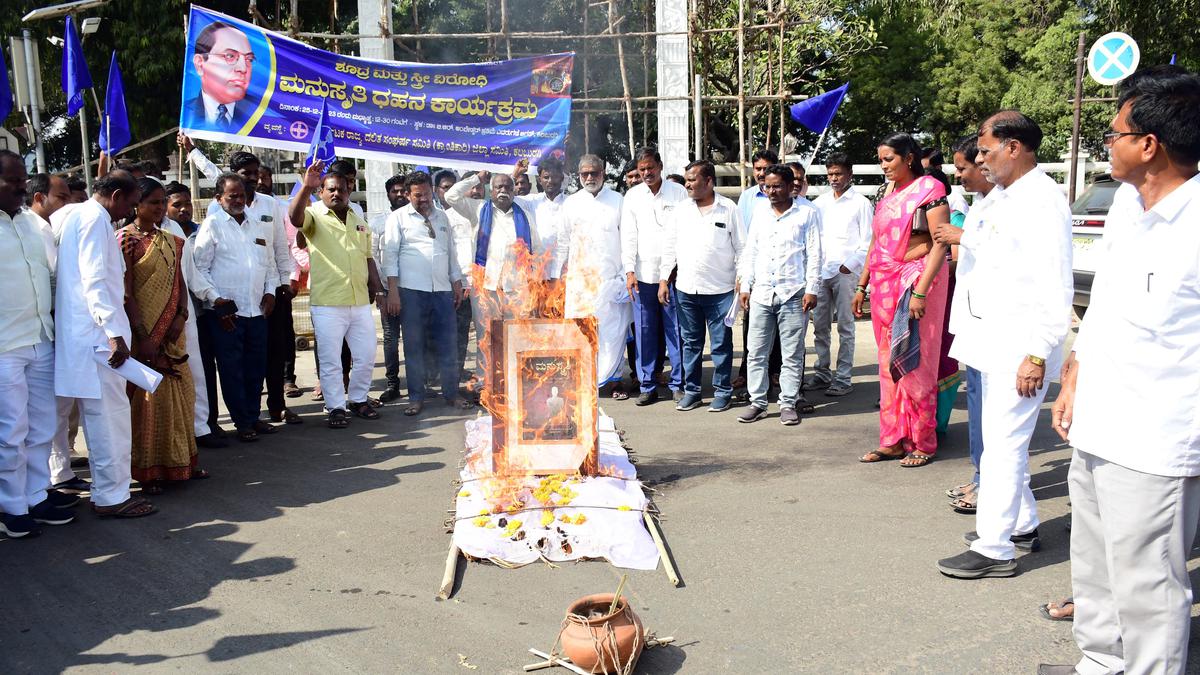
[307,98,336,168]
[61,16,92,117]
[789,82,850,134]
[290,98,337,200]
[98,52,130,155]
[1170,54,1177,65]
[0,43,12,122]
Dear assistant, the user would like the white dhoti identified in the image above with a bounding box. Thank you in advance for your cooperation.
[77,365,133,508]
[566,274,632,386]
[183,306,210,437]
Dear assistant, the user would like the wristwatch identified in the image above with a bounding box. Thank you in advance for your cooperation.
[1027,355,1046,367]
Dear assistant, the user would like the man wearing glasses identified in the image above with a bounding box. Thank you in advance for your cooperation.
[185,21,258,132]
[380,172,465,415]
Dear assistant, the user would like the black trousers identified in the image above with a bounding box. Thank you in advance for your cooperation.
[265,291,296,414]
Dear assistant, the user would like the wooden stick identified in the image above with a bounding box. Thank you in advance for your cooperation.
[646,636,675,648]
[607,573,628,615]
[608,0,636,157]
[522,658,556,672]
[527,649,589,675]
[643,512,680,587]
[437,543,461,600]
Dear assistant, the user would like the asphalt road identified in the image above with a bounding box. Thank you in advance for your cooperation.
[3,316,1197,674]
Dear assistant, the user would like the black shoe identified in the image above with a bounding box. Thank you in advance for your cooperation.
[962,528,1041,552]
[210,425,230,438]
[29,500,76,526]
[69,455,89,468]
[44,490,80,508]
[53,476,91,493]
[0,513,40,538]
[635,390,659,406]
[379,387,403,403]
[936,550,1017,578]
[196,433,229,449]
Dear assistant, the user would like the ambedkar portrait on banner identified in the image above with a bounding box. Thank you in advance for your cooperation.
[181,20,262,133]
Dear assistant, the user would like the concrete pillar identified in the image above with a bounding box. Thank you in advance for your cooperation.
[655,0,689,175]
[358,0,395,217]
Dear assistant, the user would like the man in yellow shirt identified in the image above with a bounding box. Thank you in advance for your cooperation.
[287,161,385,428]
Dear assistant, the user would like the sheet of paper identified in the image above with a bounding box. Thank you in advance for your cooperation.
[93,349,163,393]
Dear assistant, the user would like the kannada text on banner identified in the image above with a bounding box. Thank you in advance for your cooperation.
[179,5,573,171]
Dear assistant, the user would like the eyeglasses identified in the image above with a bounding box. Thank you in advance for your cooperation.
[205,50,255,67]
[424,217,435,239]
[578,170,603,177]
[1102,129,1149,146]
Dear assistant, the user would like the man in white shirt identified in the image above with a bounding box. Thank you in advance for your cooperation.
[445,165,543,390]
[935,135,998,514]
[736,164,822,426]
[1042,68,1200,675]
[381,171,464,414]
[180,140,300,426]
[936,111,1072,579]
[552,155,631,389]
[658,160,744,412]
[622,148,689,406]
[193,174,281,442]
[527,157,568,263]
[374,174,411,403]
[24,174,90,492]
[0,152,78,537]
[436,170,478,384]
[55,170,157,518]
[807,154,872,397]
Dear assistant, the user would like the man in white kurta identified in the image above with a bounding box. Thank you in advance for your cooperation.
[551,155,631,386]
[0,153,71,537]
[935,112,1072,579]
[1043,68,1200,675]
[445,167,543,387]
[55,171,154,515]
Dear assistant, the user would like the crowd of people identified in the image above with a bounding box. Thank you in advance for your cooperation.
[0,63,1197,673]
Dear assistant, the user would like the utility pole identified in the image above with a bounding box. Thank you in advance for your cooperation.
[1068,31,1085,204]
[20,31,47,173]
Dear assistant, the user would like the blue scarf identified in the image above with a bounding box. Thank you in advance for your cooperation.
[889,287,922,382]
[475,199,532,266]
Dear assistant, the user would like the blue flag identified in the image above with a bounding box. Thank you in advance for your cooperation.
[0,43,12,122]
[98,52,130,155]
[61,16,92,118]
[789,82,850,134]
[1171,54,1177,65]
[307,97,336,168]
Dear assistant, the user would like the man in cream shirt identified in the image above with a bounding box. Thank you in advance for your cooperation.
[1042,67,1200,675]
[936,111,1072,579]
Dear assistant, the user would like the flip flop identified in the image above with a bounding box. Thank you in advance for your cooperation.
[190,469,211,480]
[404,402,424,416]
[352,401,380,420]
[860,448,905,463]
[900,452,934,468]
[327,409,349,429]
[1039,598,1074,622]
[92,497,157,519]
[237,429,259,443]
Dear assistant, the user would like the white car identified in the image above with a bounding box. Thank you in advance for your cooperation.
[1070,175,1119,318]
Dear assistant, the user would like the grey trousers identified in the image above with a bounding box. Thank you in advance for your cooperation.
[811,271,856,387]
[1069,449,1200,675]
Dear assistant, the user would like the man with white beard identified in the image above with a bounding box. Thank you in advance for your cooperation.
[552,155,631,390]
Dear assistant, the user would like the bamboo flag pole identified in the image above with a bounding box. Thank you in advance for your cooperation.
[609,0,637,157]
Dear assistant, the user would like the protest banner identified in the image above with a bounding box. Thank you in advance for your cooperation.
[180,6,573,171]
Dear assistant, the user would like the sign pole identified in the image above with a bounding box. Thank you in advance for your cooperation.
[20,31,47,174]
[1069,31,1085,204]
[79,92,93,190]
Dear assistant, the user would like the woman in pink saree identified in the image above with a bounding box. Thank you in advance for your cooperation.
[853,133,951,467]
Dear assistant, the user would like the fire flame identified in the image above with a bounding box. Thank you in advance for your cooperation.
[463,237,605,515]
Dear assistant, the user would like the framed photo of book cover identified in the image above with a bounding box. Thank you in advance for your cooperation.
[490,318,599,475]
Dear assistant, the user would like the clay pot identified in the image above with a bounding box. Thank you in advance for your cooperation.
[559,593,645,674]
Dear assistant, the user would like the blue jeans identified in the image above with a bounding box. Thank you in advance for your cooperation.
[747,293,809,410]
[400,288,458,402]
[206,314,268,430]
[382,310,403,391]
[676,290,735,398]
[966,366,984,483]
[633,280,683,393]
